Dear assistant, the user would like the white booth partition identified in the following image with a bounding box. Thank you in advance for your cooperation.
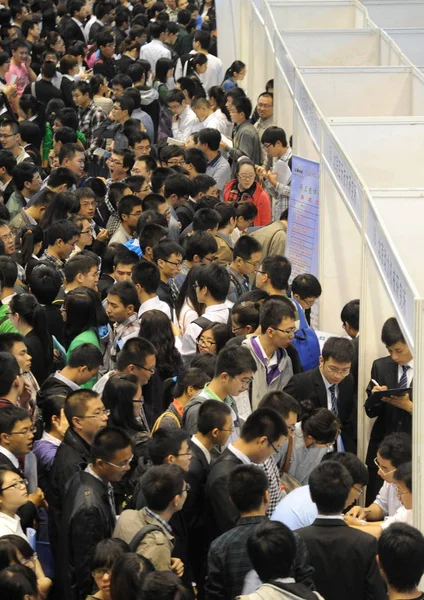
[328,117,424,188]
[385,28,424,71]
[268,0,370,30]
[279,29,409,67]
[300,67,424,117]
[362,0,424,28]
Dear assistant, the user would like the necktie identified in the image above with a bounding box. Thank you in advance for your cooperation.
[107,485,117,520]
[329,384,338,416]
[398,365,410,389]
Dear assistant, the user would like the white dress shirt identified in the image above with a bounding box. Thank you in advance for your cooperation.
[0,512,27,539]
[181,303,230,358]
[138,295,172,320]
[171,105,201,143]
[198,110,228,135]
[228,443,251,465]
[191,435,211,464]
[198,53,223,92]
[140,39,171,73]
[398,359,414,387]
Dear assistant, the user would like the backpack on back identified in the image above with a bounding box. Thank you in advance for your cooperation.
[290,298,320,372]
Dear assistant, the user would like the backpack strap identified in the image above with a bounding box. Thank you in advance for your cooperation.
[229,272,244,299]
[151,411,181,435]
[31,81,36,98]
[193,316,212,329]
[128,524,164,552]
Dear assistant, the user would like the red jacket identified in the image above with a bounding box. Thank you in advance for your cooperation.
[223,179,272,226]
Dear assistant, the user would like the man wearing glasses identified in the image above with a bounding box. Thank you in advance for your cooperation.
[0,405,45,530]
[285,336,356,454]
[58,427,133,600]
[47,389,109,552]
[244,299,300,410]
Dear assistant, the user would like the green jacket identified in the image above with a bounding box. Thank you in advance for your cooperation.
[66,329,102,389]
[0,303,18,333]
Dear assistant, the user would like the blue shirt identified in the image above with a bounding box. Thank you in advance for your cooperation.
[271,485,318,530]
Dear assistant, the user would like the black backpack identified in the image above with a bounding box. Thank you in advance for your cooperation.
[129,524,164,552]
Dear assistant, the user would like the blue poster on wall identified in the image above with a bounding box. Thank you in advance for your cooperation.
[285,155,320,279]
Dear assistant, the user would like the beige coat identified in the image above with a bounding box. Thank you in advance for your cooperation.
[251,221,287,259]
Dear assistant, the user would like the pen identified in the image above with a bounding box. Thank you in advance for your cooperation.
[371,379,380,387]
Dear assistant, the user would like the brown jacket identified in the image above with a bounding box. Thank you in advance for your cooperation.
[214,232,234,266]
[251,221,286,259]
[113,507,174,570]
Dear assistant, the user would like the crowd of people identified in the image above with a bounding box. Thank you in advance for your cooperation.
[0,0,421,600]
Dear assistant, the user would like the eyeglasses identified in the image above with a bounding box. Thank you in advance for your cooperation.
[1,477,28,491]
[92,568,111,578]
[176,450,192,457]
[75,409,110,419]
[238,174,255,180]
[244,258,261,268]
[272,326,297,335]
[197,338,216,347]
[0,133,15,139]
[8,426,36,436]
[105,454,134,469]
[218,426,234,433]
[374,457,396,475]
[80,229,92,235]
[352,485,364,496]
[163,259,183,267]
[326,366,351,376]
[267,438,280,454]
[396,487,410,496]
[133,363,156,374]
[301,297,316,307]
[0,231,14,242]
[166,160,185,166]
[203,255,218,263]
[178,483,191,494]
[107,159,123,165]
[232,325,244,334]
[256,269,267,276]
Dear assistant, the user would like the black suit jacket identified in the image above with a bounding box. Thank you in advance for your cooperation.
[284,367,356,453]
[365,355,412,443]
[62,19,86,47]
[0,453,37,530]
[296,518,386,600]
[205,450,243,540]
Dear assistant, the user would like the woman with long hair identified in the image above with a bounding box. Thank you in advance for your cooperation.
[223,60,246,91]
[9,294,53,385]
[18,225,44,277]
[207,84,232,136]
[153,57,175,105]
[87,539,129,600]
[63,287,108,388]
[18,94,45,132]
[117,39,141,75]
[39,191,79,230]
[176,265,204,335]
[186,53,208,98]
[45,31,65,58]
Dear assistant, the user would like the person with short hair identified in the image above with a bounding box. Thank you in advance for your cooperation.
[164,172,194,242]
[174,231,218,291]
[285,336,356,453]
[5,163,42,220]
[167,89,200,143]
[291,273,322,326]
[198,127,231,193]
[205,408,288,539]
[72,80,107,149]
[140,22,172,73]
[181,262,231,358]
[5,40,37,97]
[58,142,86,180]
[93,31,117,81]
[296,461,386,600]
[364,317,413,502]
[257,126,292,220]
[108,195,142,246]
[272,451,369,530]
[113,463,187,574]
[213,201,236,265]
[40,219,81,282]
[227,236,262,304]
[153,240,184,314]
[0,352,24,408]
[105,281,140,370]
[9,188,53,238]
[0,149,18,205]
[377,522,424,600]
[58,427,133,600]
[24,60,62,104]
[132,259,172,320]
[0,120,30,164]
[222,96,262,173]
[239,521,323,600]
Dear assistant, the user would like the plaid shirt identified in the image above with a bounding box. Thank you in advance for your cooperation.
[40,251,65,282]
[106,313,140,370]
[206,516,315,600]
[261,455,284,516]
[145,507,173,534]
[78,101,107,148]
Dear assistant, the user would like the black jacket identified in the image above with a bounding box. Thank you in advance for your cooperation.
[36,374,75,409]
[205,449,243,540]
[61,76,77,109]
[93,54,117,83]
[47,428,91,551]
[61,18,86,48]
[58,470,116,600]
[24,80,62,105]
[296,518,386,600]
[284,367,356,453]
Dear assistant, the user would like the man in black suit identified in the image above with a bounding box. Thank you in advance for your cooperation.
[296,461,386,600]
[205,407,288,540]
[364,317,413,503]
[61,0,89,48]
[340,299,360,392]
[284,336,356,453]
[185,399,232,589]
[0,405,44,529]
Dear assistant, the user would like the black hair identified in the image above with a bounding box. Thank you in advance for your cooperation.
[196,398,231,435]
[0,256,17,287]
[261,255,291,291]
[341,299,360,331]
[185,148,208,174]
[189,352,217,379]
[151,167,174,194]
[192,207,221,232]
[64,253,98,284]
[91,538,129,572]
[261,126,288,147]
[232,96,252,120]
[107,281,140,311]
[378,433,412,468]
[138,310,183,379]
[322,451,369,486]
[393,461,412,492]
[138,223,168,254]
[142,571,189,600]
[90,427,132,464]
[258,391,301,419]
[154,57,174,84]
[116,336,156,372]
[47,167,77,189]
[166,89,185,105]
[46,218,80,246]
[103,374,145,433]
[301,405,339,445]
[57,112,79,133]
[164,173,193,199]
[141,194,166,212]
[321,337,354,364]
[177,76,196,100]
[0,405,30,435]
[18,121,43,151]
[196,262,230,302]
[291,273,322,300]
[0,538,19,571]
[0,150,16,173]
[54,125,77,145]
[148,429,189,466]
[198,322,232,354]
[259,298,295,332]
[153,240,184,263]
[228,464,269,512]
[118,195,142,219]
[231,301,260,332]
[241,407,288,443]
[160,145,185,164]
[381,317,406,347]
[247,520,296,582]
[131,260,160,294]
[40,192,79,229]
[234,200,258,222]
[185,231,217,261]
[233,235,262,262]
[214,201,236,229]
[175,264,204,324]
[0,565,38,600]
[214,344,257,378]
[63,287,107,347]
[141,464,186,511]
[0,352,20,397]
[378,523,424,593]
[309,461,353,514]
[67,343,103,370]
[110,553,155,600]
[28,263,62,305]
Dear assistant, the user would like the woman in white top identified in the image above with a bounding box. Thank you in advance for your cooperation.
[0,469,30,540]
[176,265,205,335]
[288,404,338,486]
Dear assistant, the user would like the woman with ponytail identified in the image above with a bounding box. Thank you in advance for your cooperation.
[222,60,246,92]
[9,293,54,385]
[186,53,208,98]
[17,225,44,279]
